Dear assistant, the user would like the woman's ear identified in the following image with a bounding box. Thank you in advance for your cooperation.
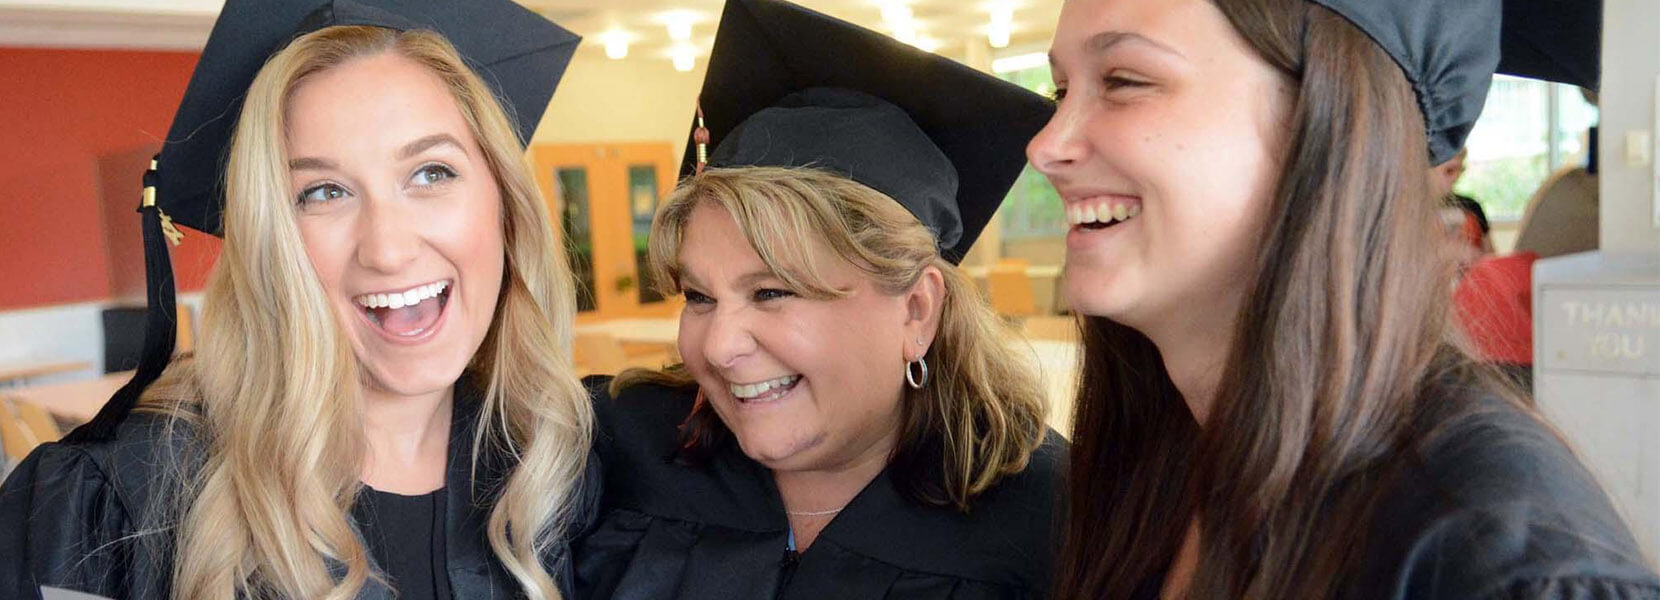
[902,265,947,361]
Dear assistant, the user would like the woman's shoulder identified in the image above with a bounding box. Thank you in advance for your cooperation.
[1353,391,1660,599]
[14,410,201,497]
[956,428,1067,533]
[581,373,701,461]
[583,374,697,428]
[0,411,197,598]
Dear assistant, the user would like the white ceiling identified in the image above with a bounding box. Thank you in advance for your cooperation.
[0,0,1061,61]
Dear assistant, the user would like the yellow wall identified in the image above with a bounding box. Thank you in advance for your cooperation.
[532,56,709,160]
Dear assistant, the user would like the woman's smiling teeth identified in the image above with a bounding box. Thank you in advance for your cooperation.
[730,374,802,403]
[1067,197,1142,228]
[355,280,450,310]
[352,279,451,335]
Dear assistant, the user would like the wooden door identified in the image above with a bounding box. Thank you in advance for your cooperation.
[531,143,681,321]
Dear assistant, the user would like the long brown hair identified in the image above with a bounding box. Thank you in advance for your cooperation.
[614,166,1048,512]
[1055,1,1525,597]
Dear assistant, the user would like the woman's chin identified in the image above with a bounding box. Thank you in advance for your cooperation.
[735,430,825,469]
[360,360,466,400]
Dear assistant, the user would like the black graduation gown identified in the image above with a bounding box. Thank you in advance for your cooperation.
[574,378,1065,600]
[0,380,600,599]
[1339,392,1660,599]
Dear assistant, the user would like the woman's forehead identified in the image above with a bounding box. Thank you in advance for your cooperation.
[675,200,852,290]
[284,53,480,166]
[1051,0,1240,66]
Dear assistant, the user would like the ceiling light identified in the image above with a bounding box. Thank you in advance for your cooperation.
[602,31,630,60]
[671,45,697,72]
[987,3,1014,48]
[989,4,1015,24]
[988,22,1011,48]
[880,3,913,26]
[668,21,693,42]
[661,10,698,42]
[894,23,920,45]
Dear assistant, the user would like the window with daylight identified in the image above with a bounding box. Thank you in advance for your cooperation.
[1458,75,1599,222]
[994,61,1066,242]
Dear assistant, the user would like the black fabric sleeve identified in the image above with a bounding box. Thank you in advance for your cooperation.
[0,444,135,600]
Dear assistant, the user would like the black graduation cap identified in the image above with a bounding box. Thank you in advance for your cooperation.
[1499,0,1601,92]
[682,0,1054,264]
[1313,0,1602,165]
[64,0,579,443]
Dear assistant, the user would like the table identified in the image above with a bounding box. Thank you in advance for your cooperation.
[575,318,680,345]
[960,264,1063,279]
[0,360,94,388]
[8,371,131,424]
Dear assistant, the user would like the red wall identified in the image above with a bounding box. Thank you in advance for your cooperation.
[0,47,219,310]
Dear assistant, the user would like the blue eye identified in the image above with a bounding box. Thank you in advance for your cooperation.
[411,164,457,186]
[754,288,794,302]
[683,290,714,305]
[297,183,349,206]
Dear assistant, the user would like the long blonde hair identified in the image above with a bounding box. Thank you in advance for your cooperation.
[141,26,592,600]
[616,166,1047,511]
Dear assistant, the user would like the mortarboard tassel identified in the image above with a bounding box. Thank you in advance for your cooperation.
[694,100,710,175]
[62,159,180,443]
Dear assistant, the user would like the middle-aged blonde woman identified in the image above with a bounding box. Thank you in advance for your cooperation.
[0,1,595,599]
[572,1,1063,599]
[1031,0,1660,597]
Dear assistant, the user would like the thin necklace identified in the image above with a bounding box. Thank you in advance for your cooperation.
[786,507,845,517]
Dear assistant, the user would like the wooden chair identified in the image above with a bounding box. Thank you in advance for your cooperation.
[987,263,1039,319]
[0,397,48,464]
[11,398,61,443]
[176,304,197,355]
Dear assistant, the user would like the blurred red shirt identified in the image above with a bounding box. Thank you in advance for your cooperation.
[1454,251,1539,364]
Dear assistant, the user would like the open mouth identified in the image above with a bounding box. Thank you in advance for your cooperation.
[729,374,803,404]
[352,279,452,338]
[1067,198,1141,231]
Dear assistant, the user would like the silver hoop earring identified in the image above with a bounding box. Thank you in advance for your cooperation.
[905,357,929,389]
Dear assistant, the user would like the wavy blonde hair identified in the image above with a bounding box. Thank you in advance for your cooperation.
[139,26,592,600]
[616,166,1047,511]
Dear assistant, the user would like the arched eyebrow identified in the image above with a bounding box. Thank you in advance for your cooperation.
[1086,31,1185,59]
[289,156,336,171]
[288,133,465,172]
[395,133,465,161]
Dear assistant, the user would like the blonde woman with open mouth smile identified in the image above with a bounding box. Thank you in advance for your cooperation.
[0,1,595,598]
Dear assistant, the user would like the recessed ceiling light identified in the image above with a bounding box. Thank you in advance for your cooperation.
[602,31,630,60]
[989,22,1012,48]
[661,10,699,42]
[670,44,697,72]
[880,3,913,26]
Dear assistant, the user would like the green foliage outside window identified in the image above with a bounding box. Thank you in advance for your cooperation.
[997,64,1066,240]
[1454,155,1549,222]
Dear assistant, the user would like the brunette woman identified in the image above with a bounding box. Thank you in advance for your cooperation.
[1030,0,1660,597]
